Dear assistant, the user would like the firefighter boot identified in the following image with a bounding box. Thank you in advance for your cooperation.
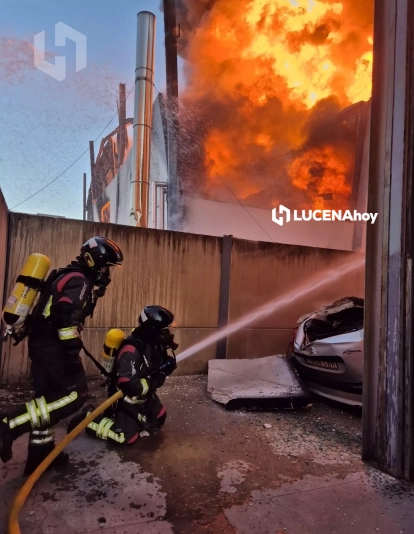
[67,404,96,434]
[24,429,69,476]
[0,420,13,463]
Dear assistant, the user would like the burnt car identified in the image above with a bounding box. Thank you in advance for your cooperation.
[289,297,364,407]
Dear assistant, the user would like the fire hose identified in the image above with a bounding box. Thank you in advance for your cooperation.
[7,390,123,534]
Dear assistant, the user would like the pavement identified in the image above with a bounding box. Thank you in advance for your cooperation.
[1,375,414,534]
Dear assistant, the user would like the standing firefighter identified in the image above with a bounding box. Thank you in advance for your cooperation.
[68,305,178,445]
[0,237,123,474]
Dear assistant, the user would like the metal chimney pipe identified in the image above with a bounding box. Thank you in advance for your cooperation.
[130,11,156,228]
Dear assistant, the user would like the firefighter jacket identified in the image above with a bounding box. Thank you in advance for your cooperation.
[114,329,171,406]
[31,261,97,357]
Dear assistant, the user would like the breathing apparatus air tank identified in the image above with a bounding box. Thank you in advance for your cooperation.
[101,328,125,374]
[2,253,51,333]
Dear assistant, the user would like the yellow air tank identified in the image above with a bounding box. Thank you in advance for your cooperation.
[101,328,125,374]
[2,253,51,331]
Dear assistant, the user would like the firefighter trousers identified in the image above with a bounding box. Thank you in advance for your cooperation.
[2,334,88,441]
[85,396,167,445]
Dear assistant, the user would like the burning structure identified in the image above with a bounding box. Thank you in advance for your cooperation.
[86,1,373,251]
[86,89,169,227]
[178,0,372,203]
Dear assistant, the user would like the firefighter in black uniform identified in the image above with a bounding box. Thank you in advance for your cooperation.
[0,236,123,474]
[68,305,178,445]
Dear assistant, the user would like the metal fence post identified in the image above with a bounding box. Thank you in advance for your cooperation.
[216,235,233,359]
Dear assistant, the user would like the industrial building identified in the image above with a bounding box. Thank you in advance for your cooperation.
[85,10,371,252]
[86,87,169,229]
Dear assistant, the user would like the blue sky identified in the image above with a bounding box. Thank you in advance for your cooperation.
[0,0,174,218]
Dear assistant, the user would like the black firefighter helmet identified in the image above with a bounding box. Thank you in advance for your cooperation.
[138,305,174,332]
[80,237,123,271]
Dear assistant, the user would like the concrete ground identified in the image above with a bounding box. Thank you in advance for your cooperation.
[1,375,414,534]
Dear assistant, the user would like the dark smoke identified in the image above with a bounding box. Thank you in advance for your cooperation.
[160,0,218,58]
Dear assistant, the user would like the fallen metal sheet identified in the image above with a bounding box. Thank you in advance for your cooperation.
[207,355,310,409]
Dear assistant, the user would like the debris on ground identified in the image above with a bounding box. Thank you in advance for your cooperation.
[207,355,310,409]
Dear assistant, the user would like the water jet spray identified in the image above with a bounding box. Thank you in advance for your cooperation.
[176,255,365,363]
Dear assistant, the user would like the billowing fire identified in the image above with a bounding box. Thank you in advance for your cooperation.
[289,145,352,210]
[177,0,373,210]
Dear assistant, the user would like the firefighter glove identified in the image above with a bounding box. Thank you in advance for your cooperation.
[150,372,167,390]
[94,287,107,298]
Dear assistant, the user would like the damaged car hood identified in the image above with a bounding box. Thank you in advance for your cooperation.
[297,296,364,325]
[296,296,364,349]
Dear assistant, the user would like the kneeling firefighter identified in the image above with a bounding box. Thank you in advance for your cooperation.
[0,237,123,474]
[68,305,178,445]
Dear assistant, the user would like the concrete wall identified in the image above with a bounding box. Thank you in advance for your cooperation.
[0,213,221,382]
[0,213,365,383]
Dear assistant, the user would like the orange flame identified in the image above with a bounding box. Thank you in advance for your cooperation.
[179,0,373,209]
[288,145,352,210]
